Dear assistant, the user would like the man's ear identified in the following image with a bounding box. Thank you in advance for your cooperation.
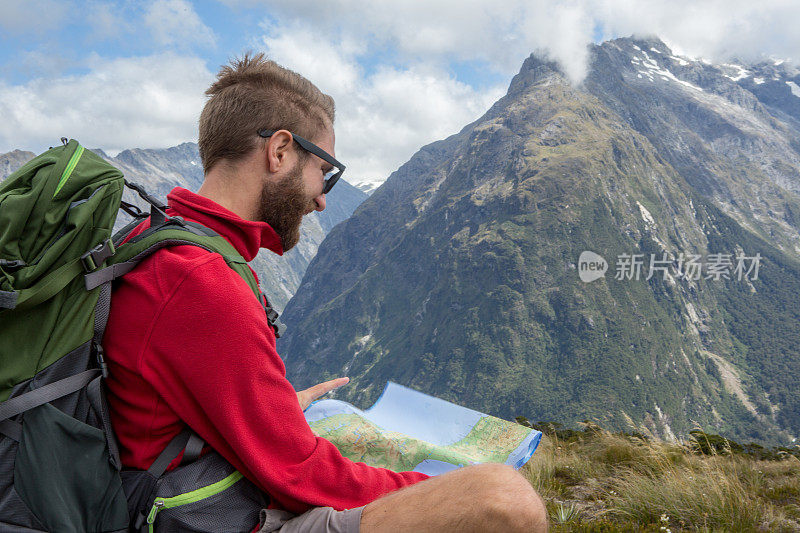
[265,130,294,173]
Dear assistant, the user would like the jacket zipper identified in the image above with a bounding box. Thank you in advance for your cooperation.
[145,470,244,532]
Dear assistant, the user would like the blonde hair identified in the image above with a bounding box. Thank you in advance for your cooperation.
[199,52,335,173]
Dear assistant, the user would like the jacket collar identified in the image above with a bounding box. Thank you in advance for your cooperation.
[166,187,284,261]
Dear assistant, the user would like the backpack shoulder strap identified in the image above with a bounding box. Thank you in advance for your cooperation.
[85,218,285,337]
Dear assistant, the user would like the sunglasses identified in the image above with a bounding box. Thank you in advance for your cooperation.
[258,129,345,194]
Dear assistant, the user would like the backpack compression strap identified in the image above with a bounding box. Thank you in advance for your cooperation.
[0,369,100,441]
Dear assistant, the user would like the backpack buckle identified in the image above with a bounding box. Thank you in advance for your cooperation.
[265,308,286,338]
[168,216,187,227]
[95,343,109,379]
[262,292,286,338]
[81,239,116,272]
[0,259,26,270]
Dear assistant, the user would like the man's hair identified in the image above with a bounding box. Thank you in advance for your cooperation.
[199,52,335,173]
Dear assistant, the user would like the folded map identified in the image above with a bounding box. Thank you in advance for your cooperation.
[304,382,542,476]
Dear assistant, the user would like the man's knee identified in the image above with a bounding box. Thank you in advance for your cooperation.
[463,464,548,532]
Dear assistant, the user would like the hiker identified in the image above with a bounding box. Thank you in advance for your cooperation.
[103,53,548,532]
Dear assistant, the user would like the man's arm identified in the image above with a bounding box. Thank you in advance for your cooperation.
[297,377,350,411]
[138,254,427,513]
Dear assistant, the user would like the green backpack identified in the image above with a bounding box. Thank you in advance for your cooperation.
[0,139,281,532]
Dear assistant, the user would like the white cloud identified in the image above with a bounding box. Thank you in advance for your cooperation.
[258,23,503,186]
[231,0,599,82]
[144,0,217,49]
[340,67,503,182]
[258,22,362,95]
[232,0,800,80]
[0,0,68,35]
[233,0,800,187]
[525,2,595,85]
[0,53,213,154]
[6,0,800,187]
[591,0,800,65]
[14,50,74,78]
[85,1,130,42]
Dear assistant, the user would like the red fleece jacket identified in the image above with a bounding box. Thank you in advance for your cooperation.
[104,187,427,514]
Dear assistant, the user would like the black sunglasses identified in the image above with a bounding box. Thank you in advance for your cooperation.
[258,129,345,194]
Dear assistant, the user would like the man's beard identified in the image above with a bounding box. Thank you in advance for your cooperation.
[256,162,311,252]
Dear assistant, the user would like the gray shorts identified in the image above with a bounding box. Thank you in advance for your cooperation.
[256,506,364,533]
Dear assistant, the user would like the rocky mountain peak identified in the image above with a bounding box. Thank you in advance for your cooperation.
[280,36,800,445]
[0,149,35,178]
[507,53,568,95]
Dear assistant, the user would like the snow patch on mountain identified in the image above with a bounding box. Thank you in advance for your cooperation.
[723,64,751,81]
[632,49,703,92]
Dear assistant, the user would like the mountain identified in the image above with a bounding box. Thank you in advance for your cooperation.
[0,150,34,178]
[279,36,800,445]
[0,143,367,311]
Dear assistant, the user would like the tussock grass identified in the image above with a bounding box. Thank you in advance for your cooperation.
[521,425,800,532]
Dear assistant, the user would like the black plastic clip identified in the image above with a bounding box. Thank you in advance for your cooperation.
[0,259,26,270]
[120,200,145,219]
[95,344,109,379]
[124,180,168,211]
[262,292,287,338]
[169,216,187,227]
[81,239,116,272]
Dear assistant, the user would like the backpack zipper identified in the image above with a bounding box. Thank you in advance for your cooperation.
[145,470,244,532]
[53,144,84,197]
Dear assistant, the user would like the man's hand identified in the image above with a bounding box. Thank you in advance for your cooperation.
[296,377,350,411]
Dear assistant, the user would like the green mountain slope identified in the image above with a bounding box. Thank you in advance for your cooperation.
[280,38,800,445]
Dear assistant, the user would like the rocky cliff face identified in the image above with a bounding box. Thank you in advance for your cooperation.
[0,142,367,311]
[585,38,800,258]
[0,150,35,178]
[279,37,800,445]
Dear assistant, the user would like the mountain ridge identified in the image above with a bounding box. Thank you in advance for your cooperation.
[279,36,800,445]
[0,142,367,311]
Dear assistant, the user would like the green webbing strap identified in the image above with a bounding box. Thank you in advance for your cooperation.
[0,256,84,310]
[87,227,251,294]
[0,369,99,423]
[84,236,233,291]
[223,254,247,265]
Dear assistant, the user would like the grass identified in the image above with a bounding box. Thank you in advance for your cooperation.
[520,423,800,532]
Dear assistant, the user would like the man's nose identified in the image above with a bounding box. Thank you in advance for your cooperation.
[313,193,326,212]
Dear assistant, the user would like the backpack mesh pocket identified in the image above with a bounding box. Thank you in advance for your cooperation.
[143,452,266,533]
[14,402,129,533]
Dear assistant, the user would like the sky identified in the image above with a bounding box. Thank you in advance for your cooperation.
[1,1,799,188]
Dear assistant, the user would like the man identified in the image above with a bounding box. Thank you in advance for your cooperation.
[104,53,548,532]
